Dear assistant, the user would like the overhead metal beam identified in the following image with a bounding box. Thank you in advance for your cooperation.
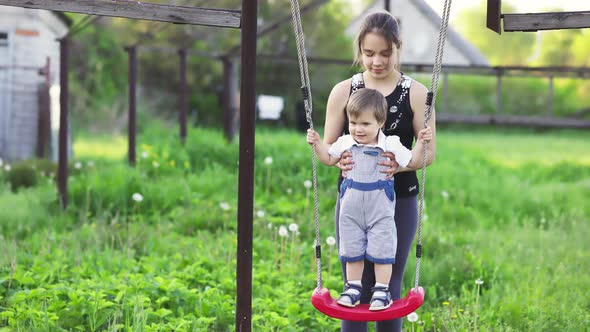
[503,11,590,32]
[0,0,241,28]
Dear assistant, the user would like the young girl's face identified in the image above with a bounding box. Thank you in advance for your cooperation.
[361,32,398,80]
[348,111,384,145]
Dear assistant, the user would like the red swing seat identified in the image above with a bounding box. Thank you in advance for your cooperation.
[310,287,424,321]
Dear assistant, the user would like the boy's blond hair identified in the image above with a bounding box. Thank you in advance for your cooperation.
[346,88,387,124]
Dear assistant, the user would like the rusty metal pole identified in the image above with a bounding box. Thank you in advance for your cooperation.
[222,56,239,142]
[178,48,188,145]
[125,45,137,166]
[548,75,554,116]
[37,56,51,158]
[236,0,257,330]
[57,37,69,209]
[496,68,502,115]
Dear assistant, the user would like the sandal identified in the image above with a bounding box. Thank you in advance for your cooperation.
[336,283,363,308]
[369,286,393,311]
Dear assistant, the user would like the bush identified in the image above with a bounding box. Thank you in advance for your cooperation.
[3,159,57,192]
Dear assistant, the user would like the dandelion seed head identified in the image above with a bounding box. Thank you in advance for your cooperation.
[87,161,94,167]
[441,191,449,199]
[407,312,418,323]
[286,188,293,195]
[326,236,336,246]
[264,156,273,165]
[219,202,231,211]
[142,151,149,159]
[267,223,273,229]
[132,193,143,202]
[278,226,288,237]
[74,162,82,169]
[256,210,265,218]
[303,180,312,189]
[475,278,484,285]
[4,165,11,171]
[288,223,299,232]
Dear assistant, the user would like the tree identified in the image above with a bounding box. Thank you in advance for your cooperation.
[453,1,535,66]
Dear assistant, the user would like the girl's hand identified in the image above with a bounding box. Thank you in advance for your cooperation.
[379,151,400,179]
[417,126,433,143]
[306,129,321,146]
[337,150,354,178]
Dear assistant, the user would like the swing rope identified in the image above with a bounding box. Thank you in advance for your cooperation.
[415,0,452,291]
[289,0,323,291]
[289,0,452,315]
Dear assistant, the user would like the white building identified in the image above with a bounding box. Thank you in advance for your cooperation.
[0,6,69,162]
[347,0,489,66]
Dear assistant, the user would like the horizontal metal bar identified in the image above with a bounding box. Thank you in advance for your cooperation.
[437,113,590,129]
[0,0,241,28]
[255,54,590,78]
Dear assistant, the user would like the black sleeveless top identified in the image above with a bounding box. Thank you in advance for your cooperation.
[338,72,419,197]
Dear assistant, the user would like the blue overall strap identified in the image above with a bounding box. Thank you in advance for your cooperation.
[341,178,393,191]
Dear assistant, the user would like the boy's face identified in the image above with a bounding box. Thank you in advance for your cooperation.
[348,111,384,145]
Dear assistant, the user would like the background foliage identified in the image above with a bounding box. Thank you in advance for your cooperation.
[63,0,590,135]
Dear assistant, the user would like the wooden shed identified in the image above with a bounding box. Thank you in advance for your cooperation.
[0,6,69,162]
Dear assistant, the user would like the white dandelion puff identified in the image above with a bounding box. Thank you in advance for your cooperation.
[326,236,336,246]
[256,210,265,218]
[475,278,484,285]
[141,151,149,159]
[132,193,143,202]
[441,191,449,199]
[74,162,82,169]
[219,202,230,211]
[288,223,299,232]
[264,156,273,165]
[303,180,312,189]
[278,226,288,237]
[407,312,418,323]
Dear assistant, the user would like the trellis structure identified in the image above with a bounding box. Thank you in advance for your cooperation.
[0,1,258,331]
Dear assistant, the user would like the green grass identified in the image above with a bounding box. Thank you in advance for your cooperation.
[1,123,589,331]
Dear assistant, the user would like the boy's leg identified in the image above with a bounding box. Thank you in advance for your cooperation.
[336,196,370,332]
[337,261,364,307]
[374,263,392,284]
[346,261,365,281]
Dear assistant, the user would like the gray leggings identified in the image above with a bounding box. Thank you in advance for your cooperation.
[335,195,418,332]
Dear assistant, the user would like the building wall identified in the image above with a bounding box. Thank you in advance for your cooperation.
[346,0,478,66]
[0,7,66,161]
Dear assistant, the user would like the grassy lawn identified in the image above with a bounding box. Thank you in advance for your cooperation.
[1,123,589,331]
